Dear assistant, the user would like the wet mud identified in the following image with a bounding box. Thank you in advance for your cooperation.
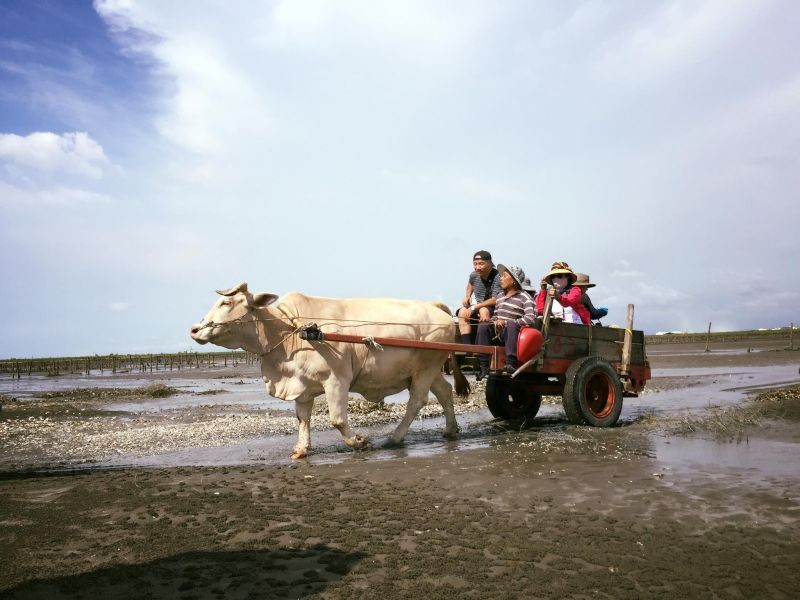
[1,341,800,598]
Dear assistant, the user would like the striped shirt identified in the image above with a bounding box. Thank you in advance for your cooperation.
[469,269,503,304]
[494,290,536,326]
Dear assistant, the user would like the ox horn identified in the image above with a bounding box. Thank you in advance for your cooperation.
[216,282,249,296]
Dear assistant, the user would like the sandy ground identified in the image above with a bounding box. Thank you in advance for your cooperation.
[1,341,800,599]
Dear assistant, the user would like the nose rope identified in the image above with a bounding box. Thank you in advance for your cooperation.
[259,326,305,357]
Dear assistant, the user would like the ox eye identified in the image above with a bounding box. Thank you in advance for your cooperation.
[221,299,232,306]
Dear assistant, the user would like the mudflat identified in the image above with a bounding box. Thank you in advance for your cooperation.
[1,341,799,599]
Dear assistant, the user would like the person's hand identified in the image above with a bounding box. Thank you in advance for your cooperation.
[598,307,609,318]
[462,296,471,308]
[478,307,492,322]
[548,287,557,298]
[495,319,506,331]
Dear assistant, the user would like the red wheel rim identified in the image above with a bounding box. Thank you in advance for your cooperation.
[584,371,615,418]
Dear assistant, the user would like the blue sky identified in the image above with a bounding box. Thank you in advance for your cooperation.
[1,0,798,358]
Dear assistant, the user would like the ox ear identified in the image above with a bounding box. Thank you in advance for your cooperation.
[216,282,249,296]
[250,293,279,308]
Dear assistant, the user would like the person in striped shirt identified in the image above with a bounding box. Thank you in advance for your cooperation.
[475,264,536,378]
[458,250,503,345]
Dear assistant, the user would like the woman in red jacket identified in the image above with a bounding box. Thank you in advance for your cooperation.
[535,262,591,324]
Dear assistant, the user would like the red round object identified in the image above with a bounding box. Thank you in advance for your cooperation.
[517,327,543,364]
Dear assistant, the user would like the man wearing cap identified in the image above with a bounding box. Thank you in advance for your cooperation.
[574,273,609,321]
[458,250,503,345]
[475,264,536,378]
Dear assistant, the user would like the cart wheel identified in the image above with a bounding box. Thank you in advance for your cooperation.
[485,376,542,420]
[562,357,623,427]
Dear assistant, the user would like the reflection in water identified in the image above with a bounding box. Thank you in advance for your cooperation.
[653,435,800,485]
[4,363,798,475]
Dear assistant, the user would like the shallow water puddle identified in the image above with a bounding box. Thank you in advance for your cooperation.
[653,434,800,485]
[4,363,798,474]
[629,364,800,414]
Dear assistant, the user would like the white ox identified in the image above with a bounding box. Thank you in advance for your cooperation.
[189,283,469,459]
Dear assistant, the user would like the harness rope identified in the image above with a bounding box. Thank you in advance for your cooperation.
[196,311,453,357]
[197,315,455,330]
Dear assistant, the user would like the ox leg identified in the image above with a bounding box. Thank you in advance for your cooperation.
[389,375,436,445]
[431,373,459,439]
[324,381,369,451]
[292,398,314,460]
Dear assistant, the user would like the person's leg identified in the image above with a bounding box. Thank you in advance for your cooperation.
[475,321,494,379]
[504,320,521,370]
[458,307,476,344]
[477,306,492,322]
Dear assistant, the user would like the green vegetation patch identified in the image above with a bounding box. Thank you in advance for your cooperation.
[635,385,800,438]
[37,384,180,402]
[748,386,800,421]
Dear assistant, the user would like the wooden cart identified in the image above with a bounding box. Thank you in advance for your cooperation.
[484,320,649,426]
[299,303,650,428]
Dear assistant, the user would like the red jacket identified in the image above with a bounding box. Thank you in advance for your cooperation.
[536,286,591,324]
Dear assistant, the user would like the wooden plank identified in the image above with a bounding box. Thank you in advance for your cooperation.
[542,322,647,365]
[316,326,648,372]
[314,332,498,355]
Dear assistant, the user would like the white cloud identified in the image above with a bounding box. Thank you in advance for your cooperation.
[453,176,526,203]
[632,282,687,306]
[93,0,496,167]
[3,1,800,356]
[594,0,765,83]
[0,131,109,178]
[678,73,800,174]
[96,1,276,157]
[154,37,271,156]
[610,260,645,279]
[540,0,614,49]
[0,181,112,207]
[267,0,485,51]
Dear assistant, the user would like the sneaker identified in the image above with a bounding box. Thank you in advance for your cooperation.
[476,366,489,381]
[503,364,516,375]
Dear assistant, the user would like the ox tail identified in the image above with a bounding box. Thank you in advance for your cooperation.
[433,302,471,397]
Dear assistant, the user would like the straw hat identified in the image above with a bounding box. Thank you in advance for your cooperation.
[544,261,577,285]
[573,273,596,288]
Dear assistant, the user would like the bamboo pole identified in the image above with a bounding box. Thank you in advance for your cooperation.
[620,304,634,377]
[791,322,795,350]
[704,322,712,353]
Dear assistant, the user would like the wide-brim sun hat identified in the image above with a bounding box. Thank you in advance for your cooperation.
[574,273,596,288]
[521,277,537,293]
[544,261,577,285]
[497,264,526,289]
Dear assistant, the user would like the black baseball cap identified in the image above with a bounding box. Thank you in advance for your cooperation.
[473,250,492,261]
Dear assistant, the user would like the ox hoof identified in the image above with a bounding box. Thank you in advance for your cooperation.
[291,448,309,460]
[443,429,460,440]
[382,437,404,449]
[348,435,370,451]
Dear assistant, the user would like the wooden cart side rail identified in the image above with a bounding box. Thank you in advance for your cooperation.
[306,331,503,363]
[305,327,651,391]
